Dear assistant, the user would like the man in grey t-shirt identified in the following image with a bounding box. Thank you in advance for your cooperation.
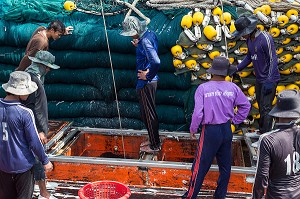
[253,89,300,198]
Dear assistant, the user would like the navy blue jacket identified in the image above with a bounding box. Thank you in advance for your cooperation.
[237,30,280,83]
[136,30,160,89]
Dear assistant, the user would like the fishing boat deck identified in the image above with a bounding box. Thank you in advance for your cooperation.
[32,180,252,199]
[39,121,257,198]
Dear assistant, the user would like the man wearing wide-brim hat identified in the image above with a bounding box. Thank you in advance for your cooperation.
[0,71,53,199]
[253,89,300,199]
[23,50,60,199]
[231,14,280,136]
[183,56,250,199]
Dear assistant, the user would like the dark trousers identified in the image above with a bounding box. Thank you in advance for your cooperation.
[182,121,233,199]
[137,81,160,149]
[255,82,277,134]
[0,167,34,199]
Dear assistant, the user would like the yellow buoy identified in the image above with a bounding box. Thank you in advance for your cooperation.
[276,85,286,95]
[212,7,222,17]
[208,51,220,60]
[269,27,280,37]
[203,25,217,41]
[277,15,289,27]
[220,12,232,25]
[285,84,299,90]
[171,45,183,57]
[173,59,183,68]
[238,71,251,78]
[64,1,76,11]
[257,24,265,31]
[282,37,291,44]
[261,5,272,15]
[287,24,299,34]
[279,68,291,75]
[280,53,293,63]
[201,62,211,69]
[248,86,255,96]
[276,47,284,55]
[231,124,235,133]
[230,20,236,33]
[286,9,298,18]
[292,63,300,73]
[181,15,193,29]
[185,59,197,70]
[193,11,204,25]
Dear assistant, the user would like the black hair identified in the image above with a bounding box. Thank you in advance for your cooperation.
[47,20,66,34]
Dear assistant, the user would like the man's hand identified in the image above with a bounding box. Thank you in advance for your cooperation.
[65,26,74,35]
[44,162,53,173]
[190,133,197,140]
[137,69,149,80]
[228,65,238,77]
[39,132,48,144]
[131,39,139,47]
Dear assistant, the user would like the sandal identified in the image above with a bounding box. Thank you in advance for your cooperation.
[140,140,150,147]
[140,145,160,153]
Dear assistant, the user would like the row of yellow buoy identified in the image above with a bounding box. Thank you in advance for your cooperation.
[171,4,300,131]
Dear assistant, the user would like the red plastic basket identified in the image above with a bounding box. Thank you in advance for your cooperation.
[78,181,131,199]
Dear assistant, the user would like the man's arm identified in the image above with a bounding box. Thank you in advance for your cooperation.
[190,86,204,134]
[261,33,278,82]
[232,86,251,124]
[141,38,160,80]
[252,137,272,199]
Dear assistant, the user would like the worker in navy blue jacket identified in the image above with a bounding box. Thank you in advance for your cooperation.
[232,15,280,135]
[120,16,161,152]
[0,71,53,199]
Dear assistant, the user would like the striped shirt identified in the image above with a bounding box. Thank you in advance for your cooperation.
[0,99,49,173]
[237,30,280,83]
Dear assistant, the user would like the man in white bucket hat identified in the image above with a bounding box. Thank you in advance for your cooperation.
[0,71,53,199]
[23,50,60,199]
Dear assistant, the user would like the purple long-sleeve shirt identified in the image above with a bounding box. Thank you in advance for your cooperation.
[190,81,251,133]
[237,30,280,83]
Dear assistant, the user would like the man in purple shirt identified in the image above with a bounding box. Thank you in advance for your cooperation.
[0,71,53,199]
[182,56,251,199]
[232,15,280,135]
[253,89,300,198]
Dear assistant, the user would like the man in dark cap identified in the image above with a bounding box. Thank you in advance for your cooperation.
[183,56,251,199]
[120,16,161,153]
[232,15,280,136]
[253,89,300,199]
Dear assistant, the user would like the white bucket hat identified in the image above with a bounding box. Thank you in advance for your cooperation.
[2,71,38,95]
[28,50,60,69]
[120,16,146,37]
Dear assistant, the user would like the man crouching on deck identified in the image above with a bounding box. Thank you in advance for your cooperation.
[182,56,251,199]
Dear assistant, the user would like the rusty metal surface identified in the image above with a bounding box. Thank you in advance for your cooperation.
[44,124,255,196]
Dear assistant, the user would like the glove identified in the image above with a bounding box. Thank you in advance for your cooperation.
[262,82,275,95]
